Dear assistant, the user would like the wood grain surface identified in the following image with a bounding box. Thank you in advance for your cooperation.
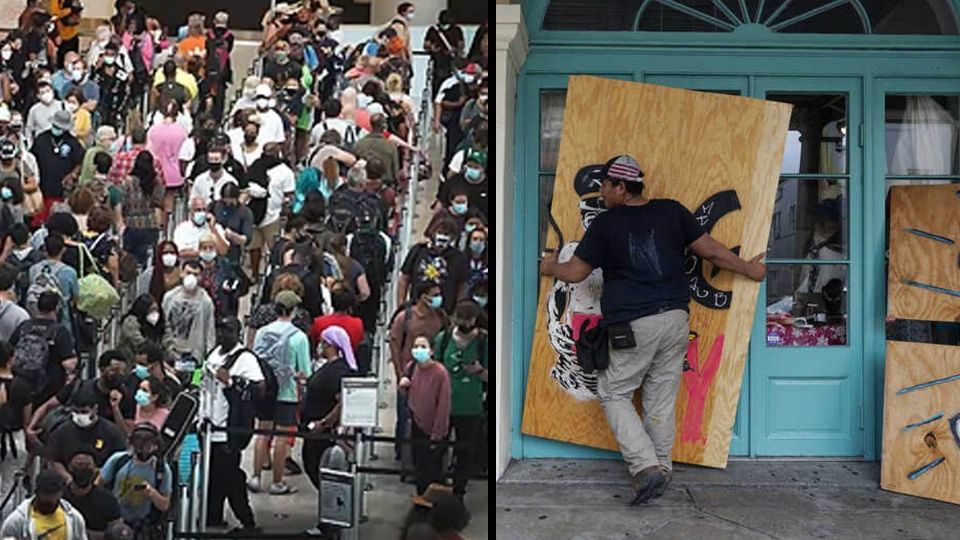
[882,341,960,505]
[521,76,791,468]
[888,185,960,322]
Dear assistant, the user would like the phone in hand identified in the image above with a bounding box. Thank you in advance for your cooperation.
[133,483,146,491]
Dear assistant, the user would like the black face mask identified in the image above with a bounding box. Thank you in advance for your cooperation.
[208,162,223,172]
[105,372,124,389]
[70,467,96,488]
[218,332,238,351]
[243,133,257,144]
[457,324,475,334]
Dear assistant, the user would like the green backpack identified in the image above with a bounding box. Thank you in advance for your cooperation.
[76,240,120,320]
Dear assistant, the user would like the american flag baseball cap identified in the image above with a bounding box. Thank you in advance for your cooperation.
[602,155,644,182]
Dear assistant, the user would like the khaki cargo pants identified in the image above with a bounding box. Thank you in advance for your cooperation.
[597,309,689,476]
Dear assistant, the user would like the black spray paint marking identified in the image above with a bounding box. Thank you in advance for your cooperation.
[685,190,741,310]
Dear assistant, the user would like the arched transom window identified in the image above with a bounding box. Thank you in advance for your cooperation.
[542,0,959,35]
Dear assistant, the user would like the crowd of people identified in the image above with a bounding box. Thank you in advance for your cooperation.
[0,0,489,539]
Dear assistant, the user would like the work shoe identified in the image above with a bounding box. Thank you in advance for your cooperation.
[630,465,667,506]
[246,477,261,493]
[269,482,299,495]
[652,466,673,499]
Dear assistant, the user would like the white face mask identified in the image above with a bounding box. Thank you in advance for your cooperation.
[256,97,270,109]
[146,311,161,326]
[73,412,94,428]
[38,91,53,104]
[182,274,198,291]
[71,69,84,82]
[103,56,116,65]
[1,49,11,61]
[65,102,79,113]
[161,253,178,268]
[268,98,277,108]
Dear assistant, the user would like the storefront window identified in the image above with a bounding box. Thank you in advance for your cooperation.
[768,179,848,259]
[766,264,848,346]
[543,0,959,35]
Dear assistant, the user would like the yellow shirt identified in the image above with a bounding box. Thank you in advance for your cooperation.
[30,503,67,540]
[153,68,199,100]
[73,108,92,145]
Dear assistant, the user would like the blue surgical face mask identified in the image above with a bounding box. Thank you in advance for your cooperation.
[0,187,12,200]
[192,211,206,226]
[411,347,431,363]
[428,294,443,309]
[199,250,216,262]
[470,240,486,255]
[464,167,482,182]
[50,127,64,137]
[135,389,151,407]
[133,364,149,379]
[451,202,468,215]
[473,295,487,308]
[464,223,477,233]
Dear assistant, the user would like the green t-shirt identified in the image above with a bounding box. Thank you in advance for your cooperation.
[297,67,315,131]
[434,330,487,417]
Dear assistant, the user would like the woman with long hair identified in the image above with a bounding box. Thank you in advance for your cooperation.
[117,292,167,361]
[117,150,164,266]
[147,98,189,216]
[327,233,370,302]
[146,240,181,305]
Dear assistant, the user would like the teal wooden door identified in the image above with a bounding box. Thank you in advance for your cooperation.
[642,74,752,457]
[749,77,864,457]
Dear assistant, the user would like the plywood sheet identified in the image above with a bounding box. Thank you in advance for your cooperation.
[888,185,960,322]
[521,76,791,468]
[882,341,960,505]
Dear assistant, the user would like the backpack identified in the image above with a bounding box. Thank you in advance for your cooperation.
[252,324,302,391]
[221,347,276,450]
[76,242,120,320]
[9,248,40,303]
[205,29,231,81]
[348,225,387,293]
[326,204,358,234]
[11,319,58,391]
[25,262,65,316]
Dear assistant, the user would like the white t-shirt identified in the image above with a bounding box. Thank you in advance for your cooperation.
[202,344,264,440]
[172,220,225,254]
[178,137,197,162]
[255,109,286,145]
[191,170,239,205]
[309,117,367,147]
[258,163,296,226]
[232,141,263,170]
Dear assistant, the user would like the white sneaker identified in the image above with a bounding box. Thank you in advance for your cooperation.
[269,482,298,495]
[246,477,261,493]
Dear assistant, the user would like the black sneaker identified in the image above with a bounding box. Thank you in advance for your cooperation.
[652,466,672,499]
[285,457,303,475]
[229,525,261,536]
[630,465,667,506]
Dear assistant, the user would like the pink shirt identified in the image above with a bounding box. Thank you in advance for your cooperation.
[407,361,451,440]
[135,405,169,430]
[147,121,188,188]
[122,31,154,71]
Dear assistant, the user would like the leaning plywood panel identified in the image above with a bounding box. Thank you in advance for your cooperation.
[521,76,791,468]
[882,341,960,505]
[888,185,960,322]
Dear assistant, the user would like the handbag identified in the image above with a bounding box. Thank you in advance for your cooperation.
[576,318,609,373]
[76,242,120,320]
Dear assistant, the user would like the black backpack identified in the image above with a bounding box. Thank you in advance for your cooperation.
[12,320,58,391]
[0,376,28,460]
[9,248,42,301]
[221,347,278,412]
[349,226,387,293]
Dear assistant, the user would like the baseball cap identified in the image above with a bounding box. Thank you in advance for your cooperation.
[255,83,273,99]
[275,290,302,309]
[602,154,644,183]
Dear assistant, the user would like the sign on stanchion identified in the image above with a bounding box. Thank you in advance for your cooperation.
[341,378,379,428]
[319,469,354,528]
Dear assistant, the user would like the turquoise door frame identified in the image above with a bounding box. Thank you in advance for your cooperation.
[510,1,960,462]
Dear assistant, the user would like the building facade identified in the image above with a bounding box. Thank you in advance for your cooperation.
[496,0,960,479]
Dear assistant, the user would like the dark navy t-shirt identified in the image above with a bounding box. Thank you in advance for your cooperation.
[573,199,705,324]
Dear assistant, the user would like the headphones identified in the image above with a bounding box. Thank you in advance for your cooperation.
[129,422,160,441]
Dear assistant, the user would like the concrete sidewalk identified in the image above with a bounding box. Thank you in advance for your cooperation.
[496,459,960,540]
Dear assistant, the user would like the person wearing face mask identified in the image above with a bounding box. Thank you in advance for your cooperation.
[52,51,82,99]
[433,61,479,163]
[232,117,263,172]
[246,142,294,278]
[262,42,301,92]
[92,42,130,130]
[385,2,415,61]
[132,376,169,431]
[438,147,487,221]
[172,197,227,260]
[25,81,63,143]
[211,182,253,265]
[427,186,470,238]
[63,88,92,145]
[202,11,235,120]
[98,422,172,534]
[42,382,128,481]
[190,146,239,208]
[388,282,447,462]
[62,60,101,113]
[397,219,469,313]
[79,125,117,183]
[117,293,168,362]
[86,25,114,68]
[423,9,465,98]
[127,341,181,404]
[252,84,287,145]
[432,300,487,501]
[464,224,488,289]
[401,335,451,496]
[0,469,88,540]
[139,241,179,306]
[63,451,124,540]
[299,325,356,536]
[162,260,216,363]
[200,316,261,532]
[230,75,264,115]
